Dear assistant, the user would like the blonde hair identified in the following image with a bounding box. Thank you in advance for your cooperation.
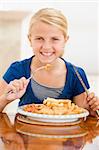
[28,8,68,38]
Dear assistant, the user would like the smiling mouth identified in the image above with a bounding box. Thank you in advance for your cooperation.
[40,52,54,57]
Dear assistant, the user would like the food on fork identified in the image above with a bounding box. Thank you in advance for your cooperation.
[44,64,52,71]
[23,97,87,115]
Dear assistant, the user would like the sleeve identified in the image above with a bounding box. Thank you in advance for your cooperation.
[3,61,24,84]
[72,67,90,96]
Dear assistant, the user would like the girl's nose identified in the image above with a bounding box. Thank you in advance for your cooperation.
[42,40,52,50]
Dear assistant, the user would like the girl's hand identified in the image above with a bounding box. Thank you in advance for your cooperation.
[4,77,29,101]
[87,92,99,112]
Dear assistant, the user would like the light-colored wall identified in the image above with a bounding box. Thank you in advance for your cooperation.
[0,11,29,79]
[0,20,21,79]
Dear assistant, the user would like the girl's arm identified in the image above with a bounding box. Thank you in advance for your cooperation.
[73,92,89,109]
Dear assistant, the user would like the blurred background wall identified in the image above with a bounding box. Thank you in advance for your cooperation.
[0,11,30,78]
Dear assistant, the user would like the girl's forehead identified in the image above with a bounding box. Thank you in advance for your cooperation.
[30,21,64,36]
[31,21,57,30]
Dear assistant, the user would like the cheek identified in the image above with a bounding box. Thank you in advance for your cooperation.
[54,43,65,56]
[54,42,64,51]
[31,42,42,51]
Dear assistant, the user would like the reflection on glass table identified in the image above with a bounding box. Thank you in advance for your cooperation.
[0,112,99,150]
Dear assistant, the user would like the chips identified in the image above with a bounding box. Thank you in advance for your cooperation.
[24,97,86,115]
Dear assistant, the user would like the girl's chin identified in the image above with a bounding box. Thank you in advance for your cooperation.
[39,55,56,64]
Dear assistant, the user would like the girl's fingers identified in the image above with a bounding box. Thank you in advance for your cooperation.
[8,77,29,93]
[10,80,20,92]
[88,97,97,105]
[21,77,29,88]
[3,77,30,101]
[87,92,95,101]
[90,102,99,111]
[6,84,17,94]
[90,103,99,111]
[88,96,99,111]
[87,92,99,112]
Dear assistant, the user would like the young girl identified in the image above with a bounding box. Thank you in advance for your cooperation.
[0,8,99,116]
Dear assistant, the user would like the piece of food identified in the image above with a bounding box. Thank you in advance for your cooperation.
[44,64,51,71]
[23,97,87,115]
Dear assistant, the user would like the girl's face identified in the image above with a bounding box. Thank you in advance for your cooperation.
[29,21,68,65]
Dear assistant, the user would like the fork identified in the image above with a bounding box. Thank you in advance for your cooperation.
[73,65,99,116]
[28,64,51,80]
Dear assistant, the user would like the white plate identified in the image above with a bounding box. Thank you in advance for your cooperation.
[17,106,89,123]
[17,105,89,123]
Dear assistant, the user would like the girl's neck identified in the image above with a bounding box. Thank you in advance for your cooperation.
[31,56,63,71]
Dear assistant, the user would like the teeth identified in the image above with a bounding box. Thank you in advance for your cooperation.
[41,52,53,56]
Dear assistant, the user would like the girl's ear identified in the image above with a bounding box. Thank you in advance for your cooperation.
[28,34,31,42]
[28,35,32,47]
[65,35,69,43]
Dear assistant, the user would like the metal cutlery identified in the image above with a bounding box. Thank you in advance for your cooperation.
[28,64,51,80]
[73,65,99,116]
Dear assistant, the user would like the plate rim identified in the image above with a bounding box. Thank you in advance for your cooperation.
[17,105,89,120]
